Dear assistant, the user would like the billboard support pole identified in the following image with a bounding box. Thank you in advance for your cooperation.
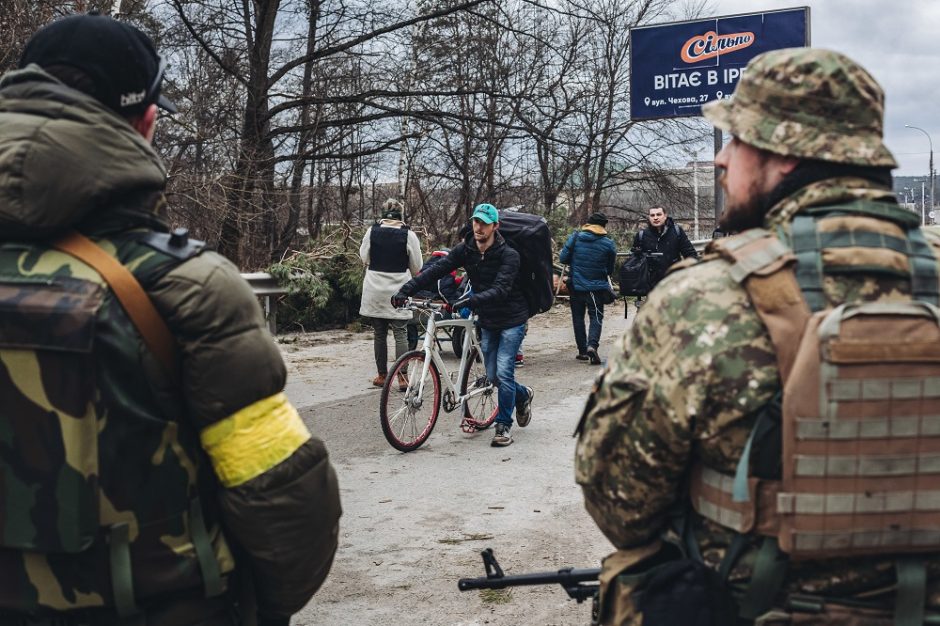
[714,128,724,229]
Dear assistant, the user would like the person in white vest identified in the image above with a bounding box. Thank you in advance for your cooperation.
[359,199,422,387]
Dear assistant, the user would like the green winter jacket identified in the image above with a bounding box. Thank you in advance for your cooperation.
[0,67,340,620]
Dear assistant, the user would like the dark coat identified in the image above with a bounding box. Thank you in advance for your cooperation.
[0,67,340,616]
[402,231,529,330]
[631,217,698,285]
[559,227,617,292]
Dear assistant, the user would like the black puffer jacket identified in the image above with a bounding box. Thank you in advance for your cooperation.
[401,232,528,330]
[631,217,698,285]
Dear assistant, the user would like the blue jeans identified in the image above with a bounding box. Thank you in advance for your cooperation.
[480,324,529,427]
[570,291,604,353]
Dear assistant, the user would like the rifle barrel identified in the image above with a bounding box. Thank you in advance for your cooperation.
[457,567,601,591]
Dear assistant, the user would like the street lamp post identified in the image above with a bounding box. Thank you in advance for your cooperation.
[906,124,935,223]
[692,158,699,240]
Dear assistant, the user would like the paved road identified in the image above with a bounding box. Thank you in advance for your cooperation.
[283,301,636,625]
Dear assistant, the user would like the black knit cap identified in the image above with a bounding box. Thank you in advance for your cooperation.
[587,212,608,226]
[19,11,177,115]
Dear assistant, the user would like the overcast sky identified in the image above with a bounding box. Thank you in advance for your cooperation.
[695,0,938,177]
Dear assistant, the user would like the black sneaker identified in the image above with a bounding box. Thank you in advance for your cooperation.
[491,423,513,446]
[576,352,589,361]
[586,347,601,365]
[516,386,534,427]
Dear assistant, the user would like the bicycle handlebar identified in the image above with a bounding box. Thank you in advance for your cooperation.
[400,297,447,312]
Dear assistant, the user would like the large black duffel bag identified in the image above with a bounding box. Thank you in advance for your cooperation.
[460,211,555,317]
[619,254,651,297]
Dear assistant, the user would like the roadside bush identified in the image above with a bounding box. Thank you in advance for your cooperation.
[267,227,365,332]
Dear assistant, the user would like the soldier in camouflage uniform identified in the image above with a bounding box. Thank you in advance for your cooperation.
[0,13,340,626]
[575,48,940,625]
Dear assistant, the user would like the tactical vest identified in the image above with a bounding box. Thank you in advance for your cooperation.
[0,229,232,617]
[368,224,409,272]
[688,200,940,624]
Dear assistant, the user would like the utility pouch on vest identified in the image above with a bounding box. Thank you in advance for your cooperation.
[593,542,667,626]
[0,277,103,553]
[779,300,940,559]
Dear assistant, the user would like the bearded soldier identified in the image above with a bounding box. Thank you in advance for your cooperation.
[576,48,940,625]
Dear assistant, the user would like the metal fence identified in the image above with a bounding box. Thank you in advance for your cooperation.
[242,272,285,334]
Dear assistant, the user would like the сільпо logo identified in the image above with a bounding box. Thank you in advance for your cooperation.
[681,30,754,63]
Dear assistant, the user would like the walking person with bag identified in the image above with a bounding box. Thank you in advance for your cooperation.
[630,206,698,308]
[393,203,535,447]
[559,212,617,364]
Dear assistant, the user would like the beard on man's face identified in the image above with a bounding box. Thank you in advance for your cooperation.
[717,172,773,234]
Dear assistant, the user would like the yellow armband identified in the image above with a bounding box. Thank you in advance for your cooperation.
[200,392,311,487]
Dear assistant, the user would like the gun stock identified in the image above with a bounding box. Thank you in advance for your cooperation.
[457,548,600,603]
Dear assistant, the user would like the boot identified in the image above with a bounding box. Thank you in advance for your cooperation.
[372,374,387,387]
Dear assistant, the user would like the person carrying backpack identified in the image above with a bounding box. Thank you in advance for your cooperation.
[630,206,698,307]
[0,13,340,625]
[559,212,617,364]
[393,203,534,447]
[576,48,940,625]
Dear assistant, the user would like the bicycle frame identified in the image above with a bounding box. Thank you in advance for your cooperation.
[412,305,487,412]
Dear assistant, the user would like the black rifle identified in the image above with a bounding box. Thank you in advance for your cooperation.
[457,548,601,603]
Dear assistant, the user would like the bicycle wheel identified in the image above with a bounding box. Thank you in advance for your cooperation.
[459,346,498,430]
[380,350,441,452]
[450,326,465,359]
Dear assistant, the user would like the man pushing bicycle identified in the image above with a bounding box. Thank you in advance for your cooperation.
[392,203,534,447]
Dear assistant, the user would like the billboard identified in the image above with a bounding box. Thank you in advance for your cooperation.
[629,8,810,120]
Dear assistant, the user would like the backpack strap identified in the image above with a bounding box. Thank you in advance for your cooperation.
[790,215,827,313]
[711,230,811,383]
[51,230,179,383]
[907,227,940,305]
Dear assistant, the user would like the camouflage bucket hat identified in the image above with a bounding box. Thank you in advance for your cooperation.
[702,48,897,168]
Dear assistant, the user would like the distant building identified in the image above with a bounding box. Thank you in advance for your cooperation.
[557,161,716,240]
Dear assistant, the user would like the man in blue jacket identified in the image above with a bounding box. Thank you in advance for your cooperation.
[393,204,533,447]
[560,212,617,364]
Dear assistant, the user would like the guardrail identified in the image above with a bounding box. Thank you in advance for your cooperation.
[242,272,285,334]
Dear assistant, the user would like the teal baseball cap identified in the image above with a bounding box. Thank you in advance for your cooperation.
[471,203,499,224]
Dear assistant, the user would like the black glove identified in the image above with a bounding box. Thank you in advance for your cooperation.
[391,292,409,308]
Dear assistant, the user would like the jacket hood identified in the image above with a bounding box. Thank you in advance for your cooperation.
[0,67,167,239]
[580,224,607,236]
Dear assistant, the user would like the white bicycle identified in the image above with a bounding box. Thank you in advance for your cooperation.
[380,299,498,452]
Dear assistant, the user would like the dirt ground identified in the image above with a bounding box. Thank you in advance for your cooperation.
[283,301,637,626]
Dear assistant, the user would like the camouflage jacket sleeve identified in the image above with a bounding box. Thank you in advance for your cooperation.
[574,257,778,549]
[150,251,341,618]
